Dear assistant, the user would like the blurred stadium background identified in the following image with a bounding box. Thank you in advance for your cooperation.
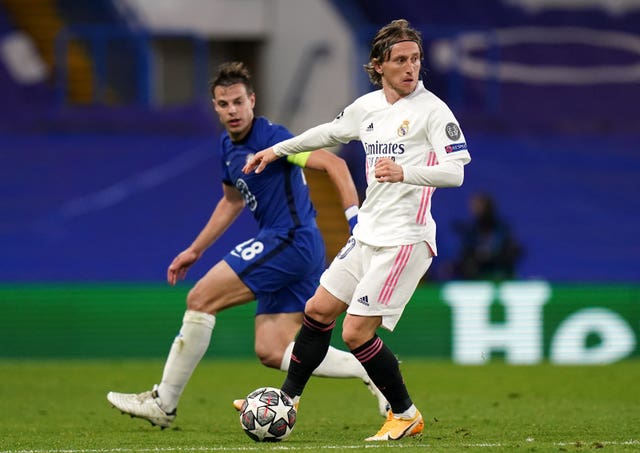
[0,0,638,363]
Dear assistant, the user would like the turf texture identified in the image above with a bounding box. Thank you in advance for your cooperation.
[0,360,638,452]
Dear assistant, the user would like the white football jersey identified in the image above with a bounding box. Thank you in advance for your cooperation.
[276,81,471,253]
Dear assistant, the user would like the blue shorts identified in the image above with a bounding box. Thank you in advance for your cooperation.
[223,226,325,315]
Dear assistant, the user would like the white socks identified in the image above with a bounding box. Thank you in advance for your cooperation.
[395,404,417,419]
[157,310,215,412]
[280,341,368,380]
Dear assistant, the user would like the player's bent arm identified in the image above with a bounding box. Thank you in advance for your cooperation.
[189,184,245,256]
[299,150,359,211]
[402,159,466,188]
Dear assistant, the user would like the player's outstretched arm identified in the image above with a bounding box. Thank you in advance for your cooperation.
[243,147,280,174]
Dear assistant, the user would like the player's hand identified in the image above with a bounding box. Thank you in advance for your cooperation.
[374,157,404,183]
[243,147,279,174]
[167,248,200,286]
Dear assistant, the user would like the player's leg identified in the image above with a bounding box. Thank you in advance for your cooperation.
[344,313,423,440]
[107,259,253,426]
[343,242,432,441]
[156,260,254,411]
[230,229,385,413]
[250,300,372,377]
[259,275,381,380]
[278,237,388,411]
[254,311,303,368]
[280,285,347,401]
[242,228,346,399]
[233,298,387,415]
[231,311,304,412]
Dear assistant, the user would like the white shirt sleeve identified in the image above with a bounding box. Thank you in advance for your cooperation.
[402,159,465,187]
[273,122,342,156]
[274,100,363,156]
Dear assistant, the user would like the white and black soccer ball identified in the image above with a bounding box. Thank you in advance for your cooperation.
[239,387,296,442]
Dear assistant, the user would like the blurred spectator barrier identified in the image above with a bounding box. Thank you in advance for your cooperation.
[54,25,208,106]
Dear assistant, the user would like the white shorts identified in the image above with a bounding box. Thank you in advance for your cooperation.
[320,238,433,331]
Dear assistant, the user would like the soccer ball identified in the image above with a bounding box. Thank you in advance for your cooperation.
[239,387,296,442]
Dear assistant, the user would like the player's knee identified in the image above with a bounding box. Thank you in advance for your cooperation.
[255,345,281,369]
[341,325,371,350]
[303,303,322,321]
[341,329,360,350]
[304,297,337,325]
[186,285,213,313]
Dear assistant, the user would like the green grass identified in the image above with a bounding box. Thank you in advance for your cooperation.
[0,360,638,452]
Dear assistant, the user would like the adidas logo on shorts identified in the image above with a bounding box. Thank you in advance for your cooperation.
[357,295,369,306]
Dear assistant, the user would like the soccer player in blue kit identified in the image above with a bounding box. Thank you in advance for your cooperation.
[107,61,387,428]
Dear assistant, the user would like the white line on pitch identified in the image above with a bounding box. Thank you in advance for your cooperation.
[1,440,638,453]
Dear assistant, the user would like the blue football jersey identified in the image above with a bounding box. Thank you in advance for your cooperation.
[220,116,318,231]
[220,117,326,314]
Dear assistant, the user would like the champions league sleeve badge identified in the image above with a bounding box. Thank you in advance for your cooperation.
[445,122,461,140]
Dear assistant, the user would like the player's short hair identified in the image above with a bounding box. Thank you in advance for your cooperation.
[210,61,254,98]
[364,19,424,87]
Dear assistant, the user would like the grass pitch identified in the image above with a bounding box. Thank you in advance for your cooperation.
[0,360,638,452]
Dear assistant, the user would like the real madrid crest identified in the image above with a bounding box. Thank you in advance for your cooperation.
[397,120,410,137]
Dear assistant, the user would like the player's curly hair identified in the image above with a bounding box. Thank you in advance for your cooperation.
[363,19,424,87]
[210,61,254,98]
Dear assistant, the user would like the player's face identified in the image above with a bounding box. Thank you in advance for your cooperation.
[376,41,421,103]
[213,83,256,141]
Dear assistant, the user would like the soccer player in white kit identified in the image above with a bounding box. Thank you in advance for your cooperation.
[244,19,471,441]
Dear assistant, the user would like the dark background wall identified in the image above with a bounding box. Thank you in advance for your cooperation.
[1,0,639,283]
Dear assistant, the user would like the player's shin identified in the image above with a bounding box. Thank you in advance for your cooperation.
[281,314,335,398]
[281,341,366,379]
[351,335,413,414]
[156,310,215,412]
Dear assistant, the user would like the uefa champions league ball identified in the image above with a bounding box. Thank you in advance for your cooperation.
[239,387,297,442]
